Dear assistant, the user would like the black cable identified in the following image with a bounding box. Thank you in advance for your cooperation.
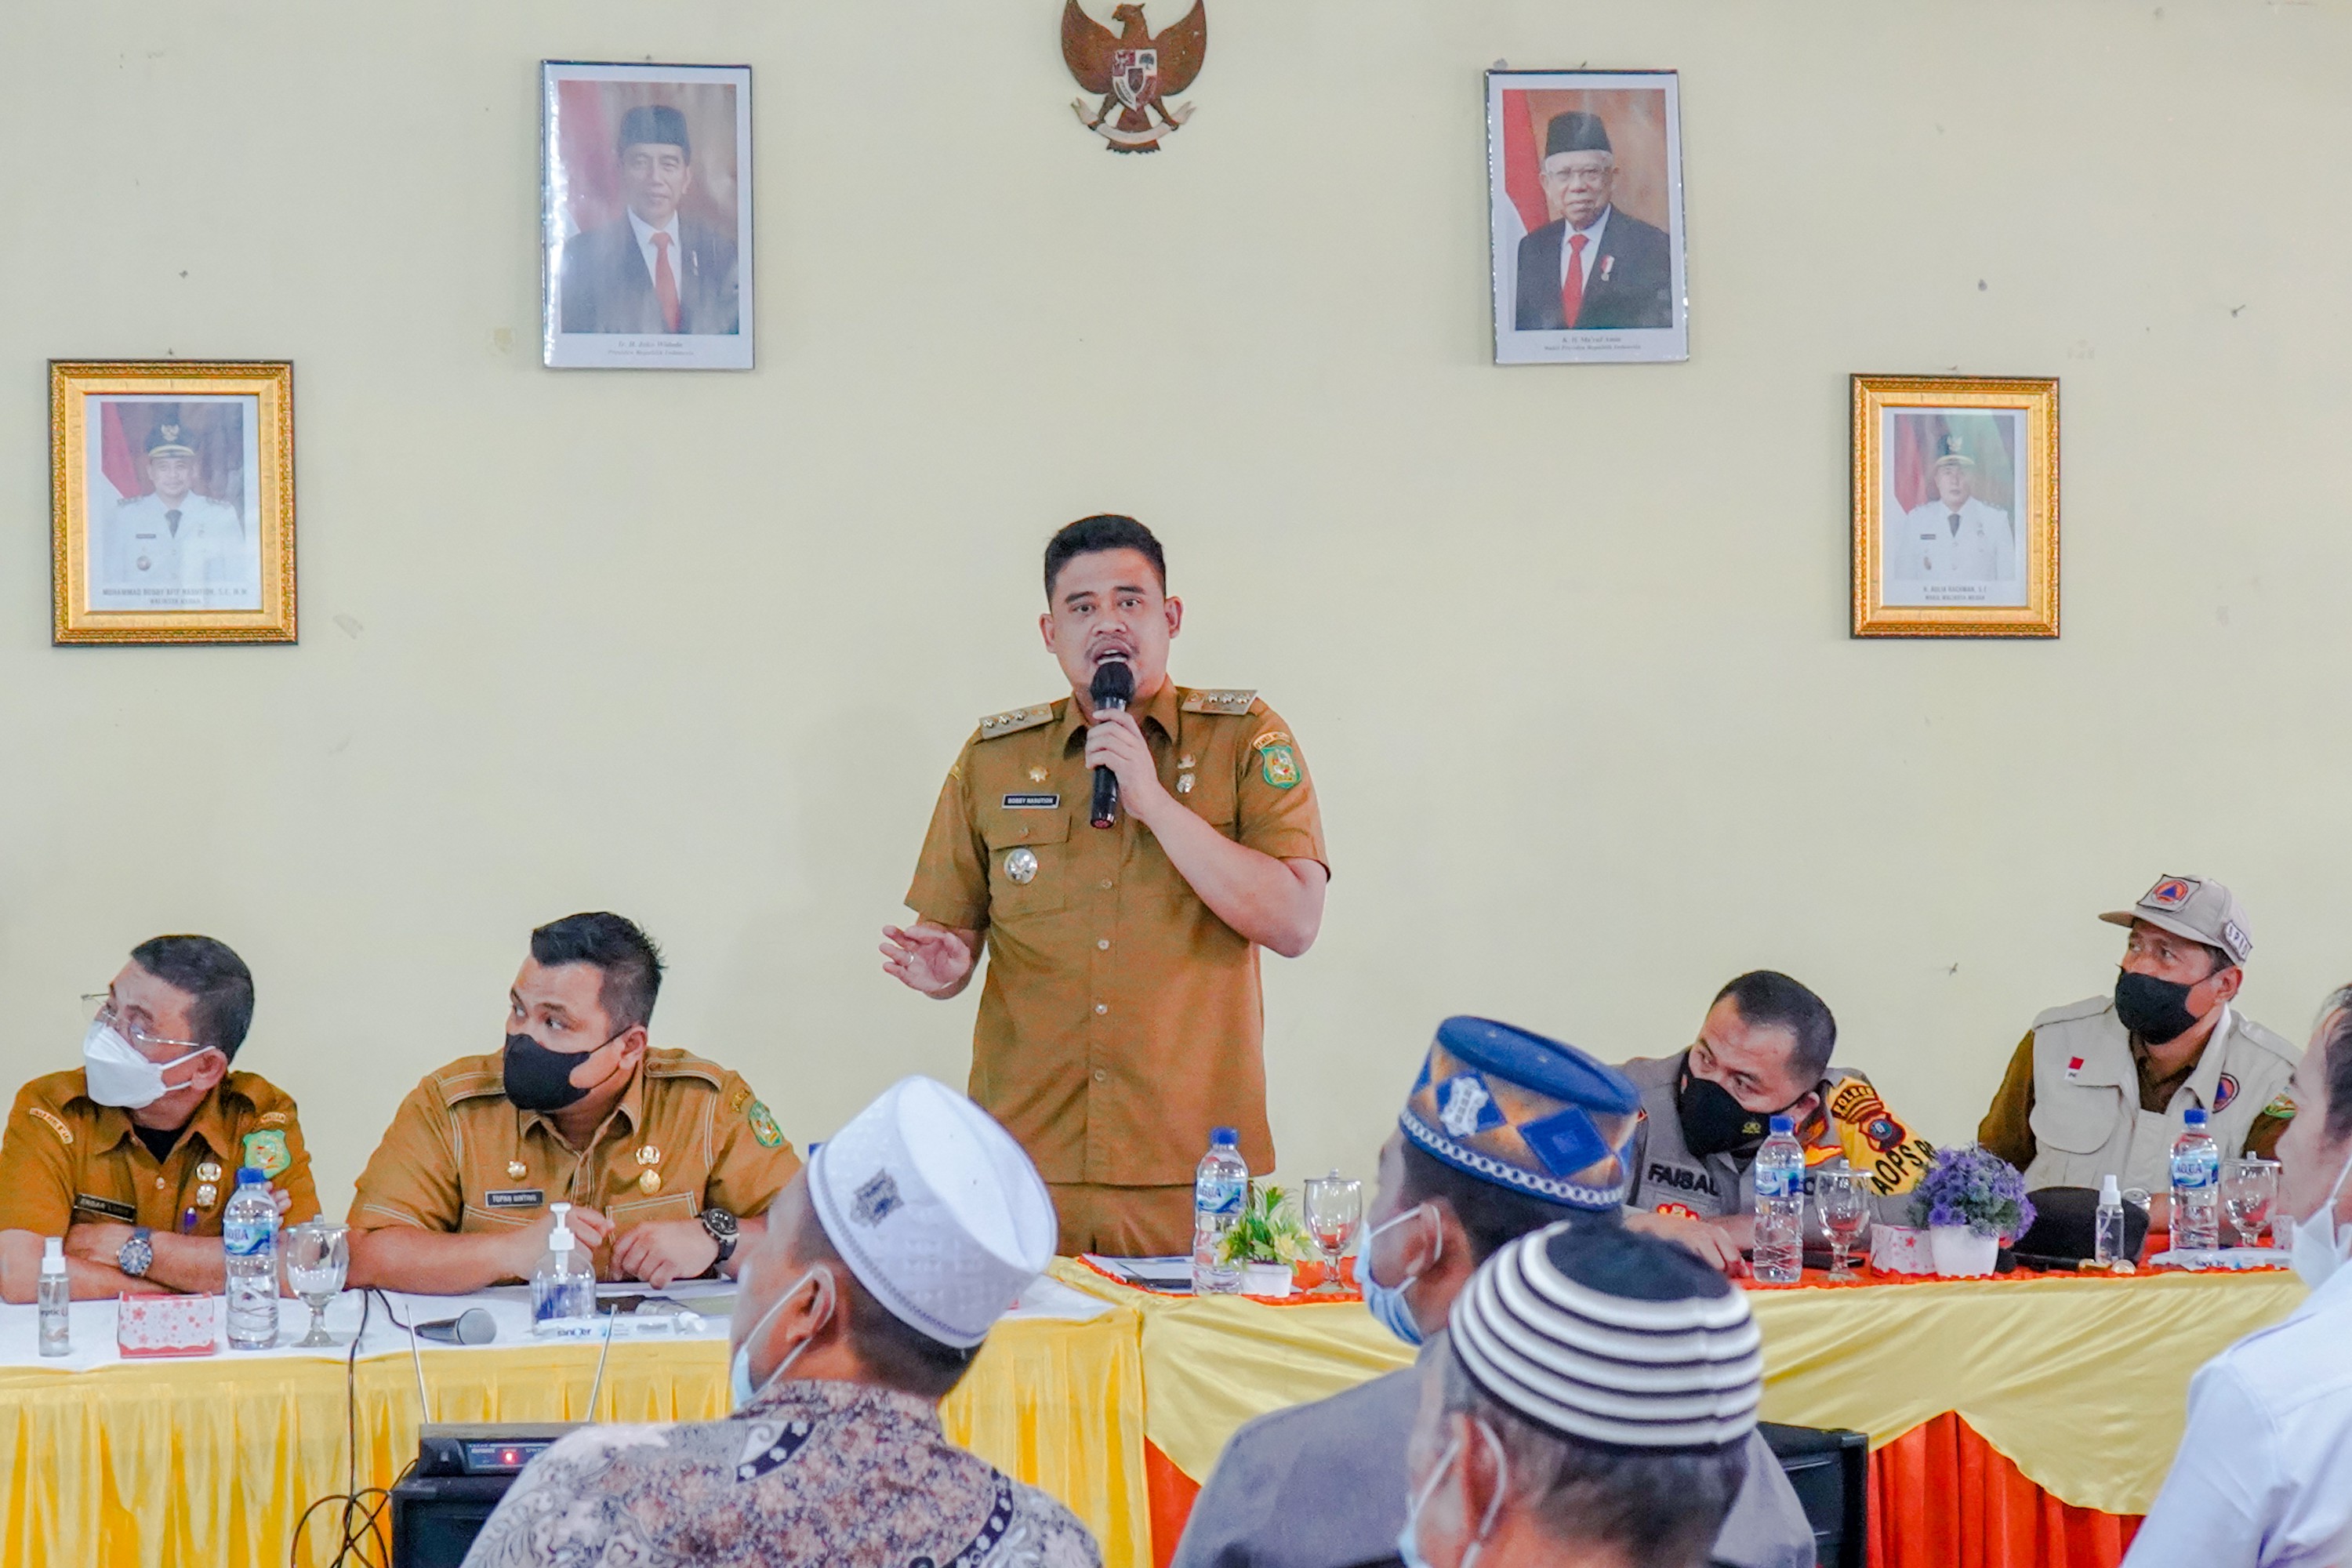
[289,1290,423,1568]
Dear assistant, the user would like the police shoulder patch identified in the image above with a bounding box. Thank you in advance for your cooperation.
[746,1101,785,1149]
[976,703,1057,741]
[1181,688,1258,716]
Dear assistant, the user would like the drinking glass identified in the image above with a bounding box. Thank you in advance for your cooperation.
[2222,1158,2280,1248]
[1814,1169,1873,1281]
[282,1221,350,1348]
[1301,1172,1363,1295]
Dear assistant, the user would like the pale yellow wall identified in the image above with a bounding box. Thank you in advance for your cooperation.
[5,2,2350,1218]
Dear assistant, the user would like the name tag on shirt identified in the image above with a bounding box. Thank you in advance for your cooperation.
[486,1189,544,1209]
[74,1194,138,1221]
[1002,793,1060,808]
[2065,1055,2086,1082]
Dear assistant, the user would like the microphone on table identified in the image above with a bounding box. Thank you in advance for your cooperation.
[416,1307,498,1345]
[1089,659,1134,829]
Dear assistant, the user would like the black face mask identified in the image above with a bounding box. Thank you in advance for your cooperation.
[1675,1069,1776,1159]
[2114,971,2203,1045]
[502,1031,619,1112]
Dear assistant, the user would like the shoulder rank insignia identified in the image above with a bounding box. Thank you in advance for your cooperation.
[977,703,1057,740]
[1181,688,1258,716]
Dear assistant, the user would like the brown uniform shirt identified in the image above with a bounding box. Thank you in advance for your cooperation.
[347,1047,801,1281]
[1978,1031,2292,1171]
[0,1069,321,1237]
[905,682,1328,1186]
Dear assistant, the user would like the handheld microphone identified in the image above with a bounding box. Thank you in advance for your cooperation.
[1089,660,1134,829]
[416,1307,498,1345]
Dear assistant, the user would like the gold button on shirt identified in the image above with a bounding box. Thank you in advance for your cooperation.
[0,1069,321,1236]
[905,683,1329,1187]
[347,1047,802,1282]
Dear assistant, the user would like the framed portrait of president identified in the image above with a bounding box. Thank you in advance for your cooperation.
[542,62,753,370]
[1486,71,1687,365]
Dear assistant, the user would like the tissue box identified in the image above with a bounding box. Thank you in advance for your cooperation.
[1870,1226,1936,1277]
[118,1293,220,1357]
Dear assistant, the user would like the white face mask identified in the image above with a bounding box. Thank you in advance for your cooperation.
[1397,1420,1508,1568]
[82,1018,213,1110]
[728,1261,833,1412]
[2288,1148,2352,1289]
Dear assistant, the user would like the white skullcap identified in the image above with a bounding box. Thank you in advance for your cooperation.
[808,1076,1058,1349]
[1449,1222,1763,1451]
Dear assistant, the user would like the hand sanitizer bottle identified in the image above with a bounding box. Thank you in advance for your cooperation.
[532,1202,595,1330]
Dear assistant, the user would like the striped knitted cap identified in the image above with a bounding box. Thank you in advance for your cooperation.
[1448,1222,1763,1452]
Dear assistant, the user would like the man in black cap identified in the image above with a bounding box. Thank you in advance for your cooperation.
[559,103,740,336]
[1512,111,1673,332]
[1405,1222,1765,1568]
[1170,1018,1811,1568]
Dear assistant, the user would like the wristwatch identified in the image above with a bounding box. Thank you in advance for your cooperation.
[699,1207,739,1270]
[118,1226,154,1279]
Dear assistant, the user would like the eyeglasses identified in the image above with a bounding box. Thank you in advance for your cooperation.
[83,993,209,1056]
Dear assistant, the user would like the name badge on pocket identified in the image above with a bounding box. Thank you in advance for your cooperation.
[1002,793,1060,808]
[73,1193,137,1222]
[486,1189,544,1209]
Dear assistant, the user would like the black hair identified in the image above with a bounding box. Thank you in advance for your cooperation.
[1439,1350,1748,1568]
[129,935,256,1060]
[528,913,665,1034]
[793,1220,979,1402]
[1397,1142,1617,1265]
[1043,514,1167,601]
[1713,970,1838,1085]
[2320,988,2352,1145]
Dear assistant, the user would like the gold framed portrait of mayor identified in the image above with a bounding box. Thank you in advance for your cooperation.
[1851,374,2058,639]
[51,361,296,645]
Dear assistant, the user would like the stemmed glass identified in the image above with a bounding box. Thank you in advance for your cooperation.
[1301,1172,1363,1296]
[283,1221,350,1348]
[2222,1158,2280,1249]
[1814,1170,1873,1282]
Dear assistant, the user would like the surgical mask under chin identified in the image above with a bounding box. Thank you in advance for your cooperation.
[2289,1149,2352,1288]
[1362,1205,1438,1347]
[82,1019,210,1110]
[1396,1422,1508,1568]
[728,1264,833,1412]
[2114,971,2205,1045]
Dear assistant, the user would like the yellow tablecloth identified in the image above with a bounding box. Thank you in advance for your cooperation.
[0,1308,1150,1568]
[1052,1260,2308,1518]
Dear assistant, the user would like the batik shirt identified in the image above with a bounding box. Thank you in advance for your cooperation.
[461,1378,1101,1568]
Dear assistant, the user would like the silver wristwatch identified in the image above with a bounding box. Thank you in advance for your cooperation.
[118,1225,154,1279]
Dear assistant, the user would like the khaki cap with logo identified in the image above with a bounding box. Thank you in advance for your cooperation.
[2099,874,2252,967]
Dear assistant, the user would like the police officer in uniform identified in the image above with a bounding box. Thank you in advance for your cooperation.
[96,416,251,606]
[1171,1017,1813,1568]
[1620,971,1930,1274]
[884,515,1330,1256]
[1891,434,2016,590]
[347,913,800,1294]
[0,935,317,1301]
[1978,876,2298,1216]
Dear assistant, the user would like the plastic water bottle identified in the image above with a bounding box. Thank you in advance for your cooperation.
[224,1167,281,1349]
[2094,1174,2128,1270]
[1751,1115,1805,1284]
[2171,1108,2221,1257]
[1191,1127,1247,1294]
[38,1237,71,1356]
[532,1202,596,1327]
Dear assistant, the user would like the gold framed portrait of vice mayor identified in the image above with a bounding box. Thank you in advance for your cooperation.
[1851,374,2058,639]
[52,360,296,645]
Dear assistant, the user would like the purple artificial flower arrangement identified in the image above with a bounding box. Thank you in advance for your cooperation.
[1906,1144,2036,1240]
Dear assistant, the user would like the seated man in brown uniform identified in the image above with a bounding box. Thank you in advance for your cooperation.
[347,913,800,1294]
[0,935,318,1301]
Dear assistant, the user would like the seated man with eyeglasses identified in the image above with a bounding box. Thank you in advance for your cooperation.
[0,935,318,1301]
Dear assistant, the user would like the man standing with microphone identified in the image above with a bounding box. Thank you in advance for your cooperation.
[884,515,1330,1255]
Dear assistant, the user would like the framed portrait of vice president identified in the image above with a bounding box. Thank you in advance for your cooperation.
[543,62,753,369]
[1486,70,1688,365]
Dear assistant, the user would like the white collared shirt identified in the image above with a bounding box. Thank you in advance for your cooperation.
[2125,1260,2352,1567]
[626,207,684,289]
[1557,205,1613,294]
